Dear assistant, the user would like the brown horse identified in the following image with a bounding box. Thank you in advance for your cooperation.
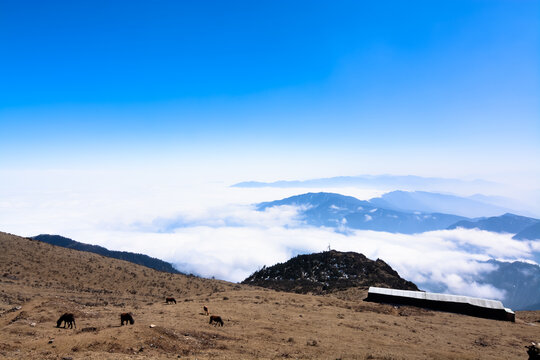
[56,313,76,329]
[203,305,209,316]
[120,313,134,326]
[165,297,177,304]
[209,315,223,327]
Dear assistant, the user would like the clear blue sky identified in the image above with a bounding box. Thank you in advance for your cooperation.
[0,0,538,182]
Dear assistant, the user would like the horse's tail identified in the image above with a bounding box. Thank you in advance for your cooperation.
[130,316,134,325]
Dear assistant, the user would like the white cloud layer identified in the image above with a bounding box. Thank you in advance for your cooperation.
[1,170,539,301]
[55,204,539,302]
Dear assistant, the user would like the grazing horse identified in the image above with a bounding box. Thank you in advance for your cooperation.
[165,297,177,304]
[120,313,134,326]
[209,315,224,327]
[56,313,76,329]
[203,305,209,316]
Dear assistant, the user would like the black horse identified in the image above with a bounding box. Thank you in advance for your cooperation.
[209,315,224,327]
[165,297,177,304]
[56,313,76,329]
[120,312,134,326]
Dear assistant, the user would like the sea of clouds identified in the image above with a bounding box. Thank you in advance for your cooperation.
[110,204,539,300]
[2,170,539,301]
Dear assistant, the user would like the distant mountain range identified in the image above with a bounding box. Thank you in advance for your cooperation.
[257,192,540,309]
[258,192,467,234]
[233,174,502,194]
[414,259,540,311]
[368,190,512,218]
[32,234,181,274]
[448,213,540,238]
[513,222,540,241]
[257,192,540,239]
[242,250,418,294]
[477,260,540,310]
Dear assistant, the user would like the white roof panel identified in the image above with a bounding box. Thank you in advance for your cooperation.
[368,287,507,310]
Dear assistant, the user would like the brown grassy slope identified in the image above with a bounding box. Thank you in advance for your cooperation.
[0,231,539,360]
[0,232,232,300]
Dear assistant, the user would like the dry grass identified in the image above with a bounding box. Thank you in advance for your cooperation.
[0,231,538,359]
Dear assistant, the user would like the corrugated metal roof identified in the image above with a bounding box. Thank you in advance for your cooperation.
[368,286,514,314]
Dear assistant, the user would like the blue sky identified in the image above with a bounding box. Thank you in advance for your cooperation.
[0,0,538,182]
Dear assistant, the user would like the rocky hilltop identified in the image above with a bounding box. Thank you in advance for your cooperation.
[242,250,419,294]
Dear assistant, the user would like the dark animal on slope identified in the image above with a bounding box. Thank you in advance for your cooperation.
[209,315,223,327]
[526,342,540,360]
[203,305,209,316]
[56,313,76,329]
[120,313,134,326]
[166,297,177,304]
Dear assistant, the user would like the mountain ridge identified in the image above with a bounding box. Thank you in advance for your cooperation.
[258,192,540,236]
[447,213,540,234]
[368,190,512,218]
[258,192,467,234]
[232,174,496,190]
[478,260,540,310]
[512,222,540,241]
[32,234,181,274]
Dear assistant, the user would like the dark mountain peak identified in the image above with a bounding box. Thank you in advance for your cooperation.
[32,234,181,274]
[242,250,418,294]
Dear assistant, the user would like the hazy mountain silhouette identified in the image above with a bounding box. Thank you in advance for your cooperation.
[369,190,512,218]
[233,175,499,193]
[512,222,540,240]
[447,213,540,234]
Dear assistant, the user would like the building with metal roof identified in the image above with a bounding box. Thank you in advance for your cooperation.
[366,287,515,322]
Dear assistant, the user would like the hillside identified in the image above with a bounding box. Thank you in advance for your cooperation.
[1,231,539,359]
[33,234,181,274]
[242,250,419,294]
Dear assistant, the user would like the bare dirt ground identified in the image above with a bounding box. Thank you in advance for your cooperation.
[1,231,539,359]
